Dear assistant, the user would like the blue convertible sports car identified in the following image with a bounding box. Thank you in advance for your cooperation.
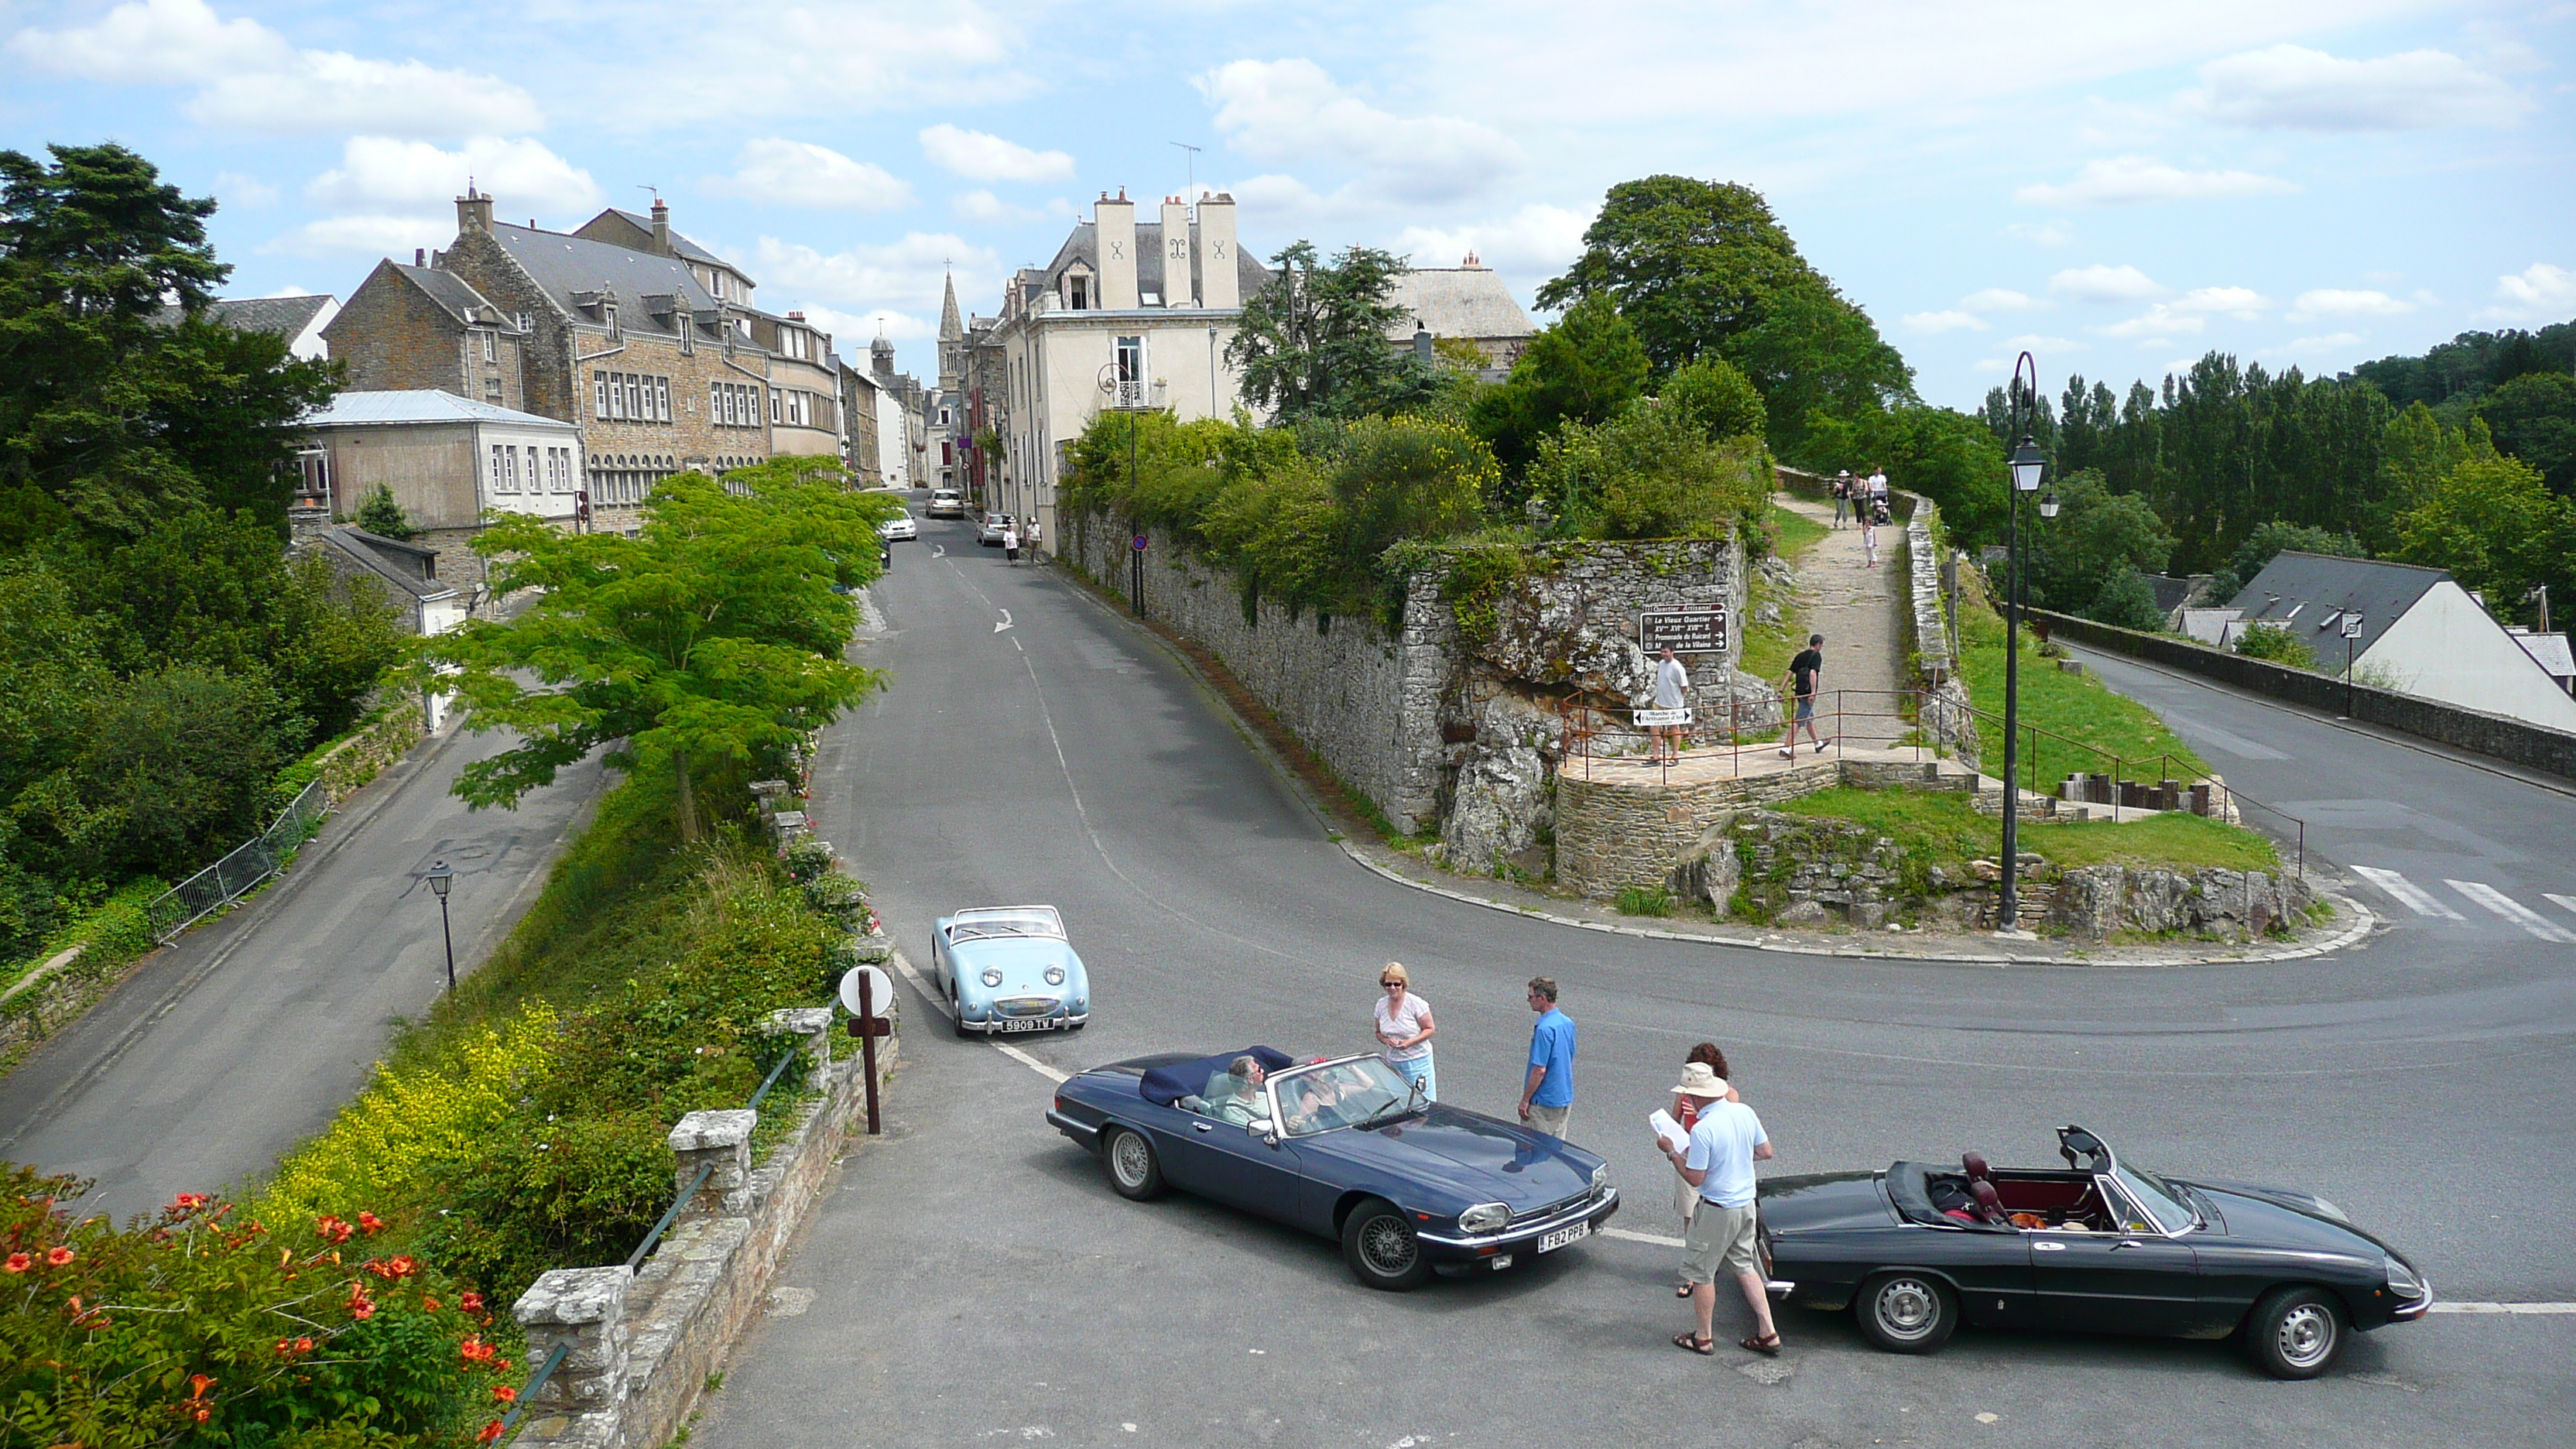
[1046,1046,1620,1290]
[930,905,1090,1039]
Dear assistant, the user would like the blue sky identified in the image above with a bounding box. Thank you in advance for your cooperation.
[5,0,2571,408]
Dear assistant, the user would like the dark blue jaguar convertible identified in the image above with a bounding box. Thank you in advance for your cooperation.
[1046,1046,1620,1290]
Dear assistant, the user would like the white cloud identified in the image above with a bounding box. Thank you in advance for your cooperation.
[2098,307,2208,341]
[2286,288,2413,323]
[2050,265,2165,303]
[752,233,999,317]
[1972,334,2087,369]
[262,213,452,258]
[2017,156,2296,207]
[309,136,601,214]
[2006,221,2072,246]
[1388,202,1590,277]
[12,0,543,137]
[919,125,1074,183]
[1904,310,1989,334]
[1960,288,2043,314]
[2170,286,2271,318]
[211,171,278,208]
[2186,44,2533,130]
[2482,262,2576,321]
[2282,331,2365,352]
[711,139,913,211]
[951,189,1059,224]
[1197,58,1522,204]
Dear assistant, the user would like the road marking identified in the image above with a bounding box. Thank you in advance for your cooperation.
[995,608,1014,633]
[1602,1227,1685,1248]
[931,545,946,558]
[2447,880,2576,944]
[2352,867,2464,920]
[2547,893,2576,920]
[887,944,1074,1081]
[997,1043,1069,1083]
[2428,1302,2576,1314]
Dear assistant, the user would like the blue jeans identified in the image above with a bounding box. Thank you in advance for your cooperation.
[1389,1053,1437,1101]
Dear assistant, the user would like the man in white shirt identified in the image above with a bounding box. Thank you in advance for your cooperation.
[1662,1077,1780,1356]
[1649,646,1690,764]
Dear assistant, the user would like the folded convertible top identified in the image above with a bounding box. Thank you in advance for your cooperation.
[1139,1045,1295,1107]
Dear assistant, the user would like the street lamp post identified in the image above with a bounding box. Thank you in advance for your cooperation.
[1997,352,2047,934]
[424,858,456,995]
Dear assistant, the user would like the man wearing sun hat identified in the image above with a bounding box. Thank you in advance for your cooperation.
[1660,1062,1780,1358]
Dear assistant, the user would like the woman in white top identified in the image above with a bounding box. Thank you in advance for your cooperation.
[1372,961,1437,1101]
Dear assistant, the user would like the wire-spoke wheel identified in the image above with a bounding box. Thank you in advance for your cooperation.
[1101,1127,1166,1201]
[1341,1197,1433,1291]
[1855,1272,1956,1354]
[2246,1286,2343,1379]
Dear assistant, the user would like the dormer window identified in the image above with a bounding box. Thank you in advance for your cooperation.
[604,303,618,334]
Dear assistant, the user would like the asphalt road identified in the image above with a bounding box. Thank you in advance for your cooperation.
[0,717,606,1225]
[697,508,2574,1448]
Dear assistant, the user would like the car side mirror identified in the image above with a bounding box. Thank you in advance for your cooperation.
[1249,1118,1279,1144]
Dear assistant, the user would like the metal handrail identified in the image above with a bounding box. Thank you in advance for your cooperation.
[625,1161,715,1272]
[495,1341,573,1439]
[745,1042,801,1110]
[144,778,331,941]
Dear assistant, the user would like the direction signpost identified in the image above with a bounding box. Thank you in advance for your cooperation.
[838,964,894,1135]
[2342,611,2363,718]
[1639,607,1728,655]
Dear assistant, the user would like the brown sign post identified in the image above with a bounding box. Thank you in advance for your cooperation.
[840,964,893,1135]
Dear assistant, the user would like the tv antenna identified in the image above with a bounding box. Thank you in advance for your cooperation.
[1170,141,1201,197]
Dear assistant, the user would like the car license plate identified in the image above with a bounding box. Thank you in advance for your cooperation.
[996,1017,1050,1033]
[1536,1222,1590,1253]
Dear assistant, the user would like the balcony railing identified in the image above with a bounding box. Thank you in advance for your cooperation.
[1108,378,1149,409]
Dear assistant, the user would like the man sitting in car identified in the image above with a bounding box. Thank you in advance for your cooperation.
[1201,1057,1269,1125]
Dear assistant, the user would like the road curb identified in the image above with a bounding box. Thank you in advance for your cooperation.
[1043,553,2379,969]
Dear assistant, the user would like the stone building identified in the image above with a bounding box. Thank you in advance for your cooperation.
[296,388,584,589]
[325,261,530,411]
[838,359,885,486]
[986,189,1272,546]
[1383,254,1536,373]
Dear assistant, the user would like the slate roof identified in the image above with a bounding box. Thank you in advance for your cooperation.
[1383,267,1535,342]
[2146,574,2210,617]
[392,264,516,329]
[314,526,455,603]
[303,389,578,430]
[2510,629,2574,683]
[488,222,717,336]
[153,293,334,337]
[1043,221,1272,307]
[591,207,735,270]
[2226,551,2450,659]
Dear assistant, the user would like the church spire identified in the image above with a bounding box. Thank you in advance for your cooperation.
[937,269,963,343]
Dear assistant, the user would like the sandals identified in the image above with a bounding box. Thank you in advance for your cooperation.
[1740,1333,1783,1356]
[1675,1283,1693,1299]
[1673,1332,1716,1355]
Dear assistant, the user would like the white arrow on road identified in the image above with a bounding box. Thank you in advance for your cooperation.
[931,544,947,558]
[994,609,1014,633]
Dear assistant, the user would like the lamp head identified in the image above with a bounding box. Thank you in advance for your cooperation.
[425,859,454,899]
[2009,436,2046,492]
[2038,492,2060,519]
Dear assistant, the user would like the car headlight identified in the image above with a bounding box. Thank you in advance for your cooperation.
[1043,966,1066,986]
[2383,1255,2424,1298]
[980,967,1003,988]
[1591,1163,1611,1191]
[1458,1202,1510,1234]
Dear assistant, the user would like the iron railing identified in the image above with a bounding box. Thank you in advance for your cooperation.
[142,779,331,942]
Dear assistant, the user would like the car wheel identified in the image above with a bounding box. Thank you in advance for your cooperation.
[2245,1286,2344,1379]
[1855,1272,1957,1354]
[1101,1127,1166,1201]
[1341,1197,1434,1292]
[950,987,973,1040]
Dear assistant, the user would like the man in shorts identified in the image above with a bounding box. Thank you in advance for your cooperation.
[1662,1074,1779,1356]
[1649,646,1690,763]
[1781,634,1827,758]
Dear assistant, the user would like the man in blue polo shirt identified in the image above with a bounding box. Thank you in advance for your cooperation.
[1517,976,1576,1138]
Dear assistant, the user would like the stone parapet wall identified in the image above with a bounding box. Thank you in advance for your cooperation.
[1065,513,1450,832]
[1556,757,1964,898]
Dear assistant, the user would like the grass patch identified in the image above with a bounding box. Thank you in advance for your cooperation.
[1615,884,1674,917]
[1740,502,1823,694]
[1769,501,1828,564]
[1779,786,2278,877]
[1954,567,2211,788]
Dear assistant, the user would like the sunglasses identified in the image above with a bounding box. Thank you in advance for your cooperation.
[1381,980,1403,988]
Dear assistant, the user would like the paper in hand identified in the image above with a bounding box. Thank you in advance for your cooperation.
[1649,1108,1689,1153]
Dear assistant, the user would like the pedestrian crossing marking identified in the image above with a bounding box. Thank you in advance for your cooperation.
[2352,867,2464,920]
[2448,881,2576,944]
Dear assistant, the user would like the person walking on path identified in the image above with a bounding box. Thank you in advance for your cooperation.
[1867,465,1889,516]
[1667,1045,1743,1296]
[1002,519,1020,564]
[1372,962,1437,1099]
[1518,977,1575,1138]
[1831,471,1852,529]
[1860,504,1878,568]
[1663,1072,1780,1357]
[1650,646,1690,764]
[1781,634,1828,758]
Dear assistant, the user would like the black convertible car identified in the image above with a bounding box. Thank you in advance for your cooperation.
[1046,1046,1619,1290]
[1758,1126,2430,1378]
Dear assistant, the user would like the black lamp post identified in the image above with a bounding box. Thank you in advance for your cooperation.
[1998,352,2048,934]
[425,858,456,994]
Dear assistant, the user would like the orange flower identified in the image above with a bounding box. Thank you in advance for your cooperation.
[423,1296,441,1312]
[351,1300,377,1321]
[492,1386,518,1403]
[43,1246,74,1266]
[388,1255,417,1277]
[3,1252,28,1273]
[296,1337,314,1354]
[315,1216,354,1244]
[189,1374,215,1399]
[477,1421,506,1444]
[168,1192,210,1214]
[276,1339,293,1355]
[493,1359,513,1374]
[460,1291,485,1312]
[194,1407,212,1423]
[358,1211,385,1235]
[459,1335,496,1363]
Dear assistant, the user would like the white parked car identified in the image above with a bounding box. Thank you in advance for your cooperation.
[877,509,917,542]
[926,489,967,518]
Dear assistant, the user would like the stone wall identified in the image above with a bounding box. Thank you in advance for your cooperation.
[1555,756,1968,898]
[2036,608,2576,783]
[1065,512,1451,832]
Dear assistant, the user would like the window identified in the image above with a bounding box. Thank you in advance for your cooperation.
[654,377,670,423]
[604,303,618,334]
[490,444,508,493]
[1115,336,1144,384]
[594,372,610,419]
[516,311,532,332]
[771,388,782,424]
[624,375,641,421]
[481,331,496,362]
[505,445,520,493]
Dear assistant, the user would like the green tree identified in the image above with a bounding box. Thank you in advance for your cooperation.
[2025,470,2177,615]
[0,143,335,536]
[2394,453,2576,627]
[419,461,894,838]
[2233,622,2316,668]
[1322,414,1495,578]
[1723,279,1914,462]
[1657,355,1767,443]
[2084,570,2170,632]
[1536,176,1815,375]
[1226,241,1428,423]
[356,481,418,539]
[2475,371,2576,495]
[1536,401,1769,541]
[1468,294,1649,482]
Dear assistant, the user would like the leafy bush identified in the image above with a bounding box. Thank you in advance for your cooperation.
[2232,622,2315,668]
[0,1166,508,1448]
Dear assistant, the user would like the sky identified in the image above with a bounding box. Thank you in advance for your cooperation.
[4,0,2571,409]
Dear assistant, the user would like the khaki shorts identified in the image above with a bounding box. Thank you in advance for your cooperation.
[1681,1201,1759,1283]
[1526,1103,1572,1139]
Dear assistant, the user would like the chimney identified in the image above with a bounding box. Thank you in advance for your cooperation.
[1159,195,1191,307]
[286,501,334,543]
[414,248,426,267]
[1094,190,1138,310]
[456,187,493,236]
[1196,193,1239,310]
[650,198,673,256]
[1413,321,1434,361]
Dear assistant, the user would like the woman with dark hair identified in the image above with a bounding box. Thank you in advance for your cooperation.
[1670,1043,1744,1297]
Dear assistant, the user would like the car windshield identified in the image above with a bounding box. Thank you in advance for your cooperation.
[2113,1166,2197,1235]
[1273,1058,1413,1136]
[950,907,1064,940]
